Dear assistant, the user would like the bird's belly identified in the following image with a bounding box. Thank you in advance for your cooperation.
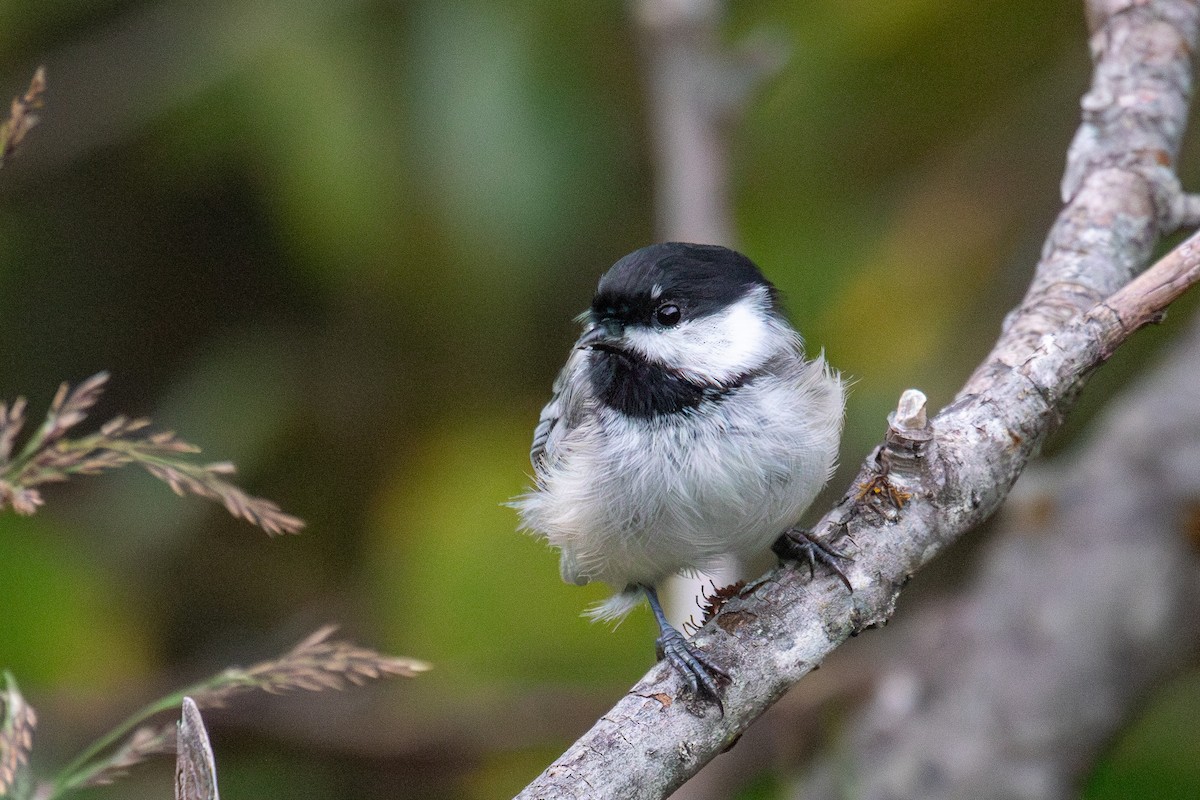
[536,408,821,588]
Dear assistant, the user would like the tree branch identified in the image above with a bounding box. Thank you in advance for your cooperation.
[517,1,1200,797]
[635,0,783,246]
[793,287,1200,799]
[636,0,735,246]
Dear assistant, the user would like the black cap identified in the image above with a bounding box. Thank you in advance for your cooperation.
[591,243,780,326]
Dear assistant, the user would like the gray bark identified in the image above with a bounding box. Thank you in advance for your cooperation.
[794,299,1200,800]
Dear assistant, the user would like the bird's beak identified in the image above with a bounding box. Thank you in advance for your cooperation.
[577,320,624,352]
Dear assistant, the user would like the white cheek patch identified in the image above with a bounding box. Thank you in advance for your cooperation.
[623,287,785,384]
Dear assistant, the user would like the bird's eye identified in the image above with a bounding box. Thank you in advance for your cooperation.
[655,303,681,327]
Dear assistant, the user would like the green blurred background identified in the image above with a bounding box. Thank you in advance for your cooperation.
[0,0,1196,797]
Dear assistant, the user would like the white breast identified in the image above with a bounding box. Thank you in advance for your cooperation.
[514,351,844,620]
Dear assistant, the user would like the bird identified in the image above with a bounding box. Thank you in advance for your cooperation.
[513,242,847,707]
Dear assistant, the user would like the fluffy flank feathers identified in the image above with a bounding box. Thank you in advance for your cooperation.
[584,588,644,625]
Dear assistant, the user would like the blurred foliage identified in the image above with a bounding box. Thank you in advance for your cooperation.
[366,413,657,688]
[1083,668,1200,800]
[0,514,150,689]
[0,0,1194,797]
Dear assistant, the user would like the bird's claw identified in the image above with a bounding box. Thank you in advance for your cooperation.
[655,626,728,713]
[772,527,853,591]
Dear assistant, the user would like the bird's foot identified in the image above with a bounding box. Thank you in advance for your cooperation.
[655,625,728,713]
[772,527,853,591]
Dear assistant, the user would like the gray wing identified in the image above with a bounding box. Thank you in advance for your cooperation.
[530,345,590,475]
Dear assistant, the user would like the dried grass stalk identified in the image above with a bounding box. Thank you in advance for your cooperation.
[0,67,45,167]
[0,373,304,535]
[52,627,428,795]
[195,625,431,706]
[75,724,174,789]
[0,673,37,797]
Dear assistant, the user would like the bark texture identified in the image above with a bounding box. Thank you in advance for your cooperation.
[794,302,1200,800]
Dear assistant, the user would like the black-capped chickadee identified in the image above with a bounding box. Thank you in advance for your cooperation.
[514,242,847,707]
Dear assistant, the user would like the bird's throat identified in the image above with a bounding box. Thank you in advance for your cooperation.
[587,349,744,418]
